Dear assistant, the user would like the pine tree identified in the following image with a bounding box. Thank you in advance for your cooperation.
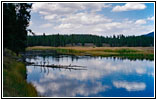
[3,3,32,54]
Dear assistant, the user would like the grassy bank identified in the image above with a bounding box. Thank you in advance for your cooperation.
[3,49,37,97]
[26,46,154,60]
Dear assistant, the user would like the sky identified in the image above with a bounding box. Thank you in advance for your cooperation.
[28,2,154,36]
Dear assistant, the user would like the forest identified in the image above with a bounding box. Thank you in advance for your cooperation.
[27,33,154,47]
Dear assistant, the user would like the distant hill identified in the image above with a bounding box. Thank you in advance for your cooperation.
[142,32,154,37]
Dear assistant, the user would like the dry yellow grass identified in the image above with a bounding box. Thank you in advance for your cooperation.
[26,46,154,60]
[26,46,154,54]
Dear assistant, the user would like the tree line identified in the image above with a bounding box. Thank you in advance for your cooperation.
[3,3,154,52]
[27,33,154,47]
[3,3,32,54]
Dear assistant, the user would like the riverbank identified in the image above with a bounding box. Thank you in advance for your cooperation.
[26,46,154,60]
[3,49,37,97]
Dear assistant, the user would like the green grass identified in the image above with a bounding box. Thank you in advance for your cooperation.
[102,48,138,53]
[115,49,138,54]
[55,48,84,55]
[3,49,38,97]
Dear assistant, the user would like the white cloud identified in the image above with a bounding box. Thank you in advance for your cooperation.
[32,3,45,12]
[112,3,146,12]
[32,3,111,16]
[147,16,154,21]
[29,21,33,26]
[57,23,72,29]
[135,19,146,25]
[40,23,52,28]
[39,11,50,15]
[44,14,57,20]
[113,81,146,91]
[30,3,154,36]
[83,3,112,12]
[55,17,152,36]
[57,12,111,26]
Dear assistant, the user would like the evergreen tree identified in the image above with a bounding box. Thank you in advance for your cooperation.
[27,34,154,47]
[3,3,32,54]
[3,3,17,51]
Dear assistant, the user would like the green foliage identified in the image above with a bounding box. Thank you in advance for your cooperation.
[115,49,138,54]
[55,48,83,54]
[3,49,38,97]
[116,53,154,61]
[3,3,32,54]
[27,34,154,47]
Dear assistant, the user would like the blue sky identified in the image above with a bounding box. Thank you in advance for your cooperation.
[28,3,154,36]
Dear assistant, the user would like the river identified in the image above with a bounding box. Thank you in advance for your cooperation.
[26,53,154,97]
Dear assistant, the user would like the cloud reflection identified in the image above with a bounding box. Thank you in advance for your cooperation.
[44,57,154,81]
[113,81,146,91]
[32,76,109,97]
[26,56,154,97]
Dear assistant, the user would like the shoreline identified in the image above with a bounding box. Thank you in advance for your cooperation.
[3,49,38,97]
[26,46,154,60]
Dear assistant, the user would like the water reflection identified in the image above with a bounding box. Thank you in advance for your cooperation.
[32,76,109,97]
[26,55,154,97]
[113,81,146,91]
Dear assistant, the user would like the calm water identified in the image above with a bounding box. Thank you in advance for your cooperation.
[26,54,154,97]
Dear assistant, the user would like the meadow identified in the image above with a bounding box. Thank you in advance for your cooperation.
[26,46,154,60]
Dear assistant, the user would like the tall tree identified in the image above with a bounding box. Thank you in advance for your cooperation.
[3,3,17,51]
[3,3,32,54]
[15,3,32,53]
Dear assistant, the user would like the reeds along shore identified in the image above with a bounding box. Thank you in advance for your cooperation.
[26,46,154,60]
